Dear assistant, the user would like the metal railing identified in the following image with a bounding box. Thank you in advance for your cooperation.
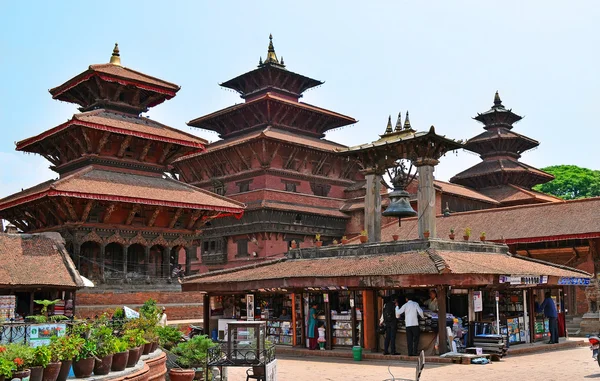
[207,343,276,366]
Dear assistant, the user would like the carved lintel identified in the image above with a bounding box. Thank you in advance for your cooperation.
[129,232,148,246]
[104,231,127,245]
[151,234,170,248]
[81,229,103,244]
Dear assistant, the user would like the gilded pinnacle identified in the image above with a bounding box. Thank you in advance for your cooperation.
[384,115,393,134]
[109,43,121,66]
[494,90,502,106]
[403,111,412,130]
[394,112,402,132]
[265,33,280,65]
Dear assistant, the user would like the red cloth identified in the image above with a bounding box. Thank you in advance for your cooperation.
[309,325,319,349]
[558,313,565,337]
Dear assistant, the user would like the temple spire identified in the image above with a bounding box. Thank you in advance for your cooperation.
[109,43,121,66]
[394,112,402,132]
[384,115,393,134]
[493,90,502,107]
[265,34,279,65]
[403,111,412,130]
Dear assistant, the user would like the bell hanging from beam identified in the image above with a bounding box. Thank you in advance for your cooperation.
[382,187,417,226]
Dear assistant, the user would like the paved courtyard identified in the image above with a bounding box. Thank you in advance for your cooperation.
[228,346,600,380]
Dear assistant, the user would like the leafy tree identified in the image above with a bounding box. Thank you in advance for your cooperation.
[533,165,600,200]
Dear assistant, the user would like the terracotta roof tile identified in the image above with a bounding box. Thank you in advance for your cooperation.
[433,180,499,204]
[376,197,600,243]
[0,168,245,213]
[186,248,587,285]
[451,159,554,182]
[258,201,350,219]
[478,184,563,204]
[0,233,83,288]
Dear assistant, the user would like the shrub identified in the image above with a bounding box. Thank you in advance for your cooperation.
[122,329,146,349]
[91,326,117,358]
[0,357,16,378]
[49,335,85,362]
[32,345,52,367]
[156,326,183,349]
[114,339,129,354]
[75,340,97,361]
[172,335,215,368]
[0,344,34,371]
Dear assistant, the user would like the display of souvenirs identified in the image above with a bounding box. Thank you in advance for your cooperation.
[0,296,15,320]
[266,320,293,346]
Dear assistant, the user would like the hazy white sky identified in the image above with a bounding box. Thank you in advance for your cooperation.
[1,1,598,198]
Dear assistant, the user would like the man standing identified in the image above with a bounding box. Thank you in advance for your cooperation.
[539,292,559,344]
[159,307,168,327]
[397,296,424,356]
[379,296,399,355]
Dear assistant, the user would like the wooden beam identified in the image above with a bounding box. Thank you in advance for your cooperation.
[80,128,93,152]
[102,203,117,223]
[125,204,141,225]
[139,141,152,161]
[186,210,203,230]
[159,143,173,164]
[234,147,252,170]
[117,135,133,158]
[80,200,94,223]
[96,132,111,153]
[169,208,183,229]
[62,198,78,221]
[147,207,161,227]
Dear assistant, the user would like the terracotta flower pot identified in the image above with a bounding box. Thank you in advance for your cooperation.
[126,346,142,368]
[423,232,430,239]
[142,342,152,355]
[12,369,31,381]
[315,241,323,247]
[449,234,455,240]
[42,362,62,381]
[111,351,129,372]
[169,369,196,381]
[341,239,348,245]
[480,237,486,242]
[392,235,399,241]
[0,374,5,381]
[56,360,72,381]
[73,357,95,378]
[151,341,159,353]
[30,366,43,381]
[359,236,368,243]
[463,235,470,241]
[290,243,297,249]
[94,354,114,376]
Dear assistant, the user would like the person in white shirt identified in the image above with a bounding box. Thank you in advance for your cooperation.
[159,307,168,327]
[397,296,424,356]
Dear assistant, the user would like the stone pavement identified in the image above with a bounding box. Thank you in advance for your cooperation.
[227,346,600,381]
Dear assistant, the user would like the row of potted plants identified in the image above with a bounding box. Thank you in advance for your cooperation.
[0,299,164,381]
[448,227,486,241]
[290,230,371,249]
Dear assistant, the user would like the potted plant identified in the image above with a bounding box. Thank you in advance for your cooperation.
[40,342,61,381]
[0,357,16,381]
[463,227,471,241]
[392,234,399,241]
[423,230,430,239]
[122,329,145,368]
[290,240,297,249]
[142,329,158,355]
[359,230,368,244]
[110,339,129,372]
[30,345,51,381]
[332,239,339,245]
[49,335,84,381]
[315,233,322,247]
[1,344,34,381]
[480,232,486,241]
[91,326,117,375]
[156,326,183,351]
[449,228,455,240]
[341,236,348,245]
[72,339,97,378]
[171,335,216,381]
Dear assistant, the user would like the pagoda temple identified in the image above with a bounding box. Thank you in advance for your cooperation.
[0,44,244,319]
[173,35,364,270]
[449,92,557,207]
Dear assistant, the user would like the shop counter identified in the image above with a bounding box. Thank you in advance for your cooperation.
[378,330,438,356]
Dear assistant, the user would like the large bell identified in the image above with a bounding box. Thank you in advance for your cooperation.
[382,188,417,225]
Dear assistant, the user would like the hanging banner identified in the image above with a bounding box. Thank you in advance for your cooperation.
[246,294,255,321]
[473,291,483,312]
[499,275,548,285]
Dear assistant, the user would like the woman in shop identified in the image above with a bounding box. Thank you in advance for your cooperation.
[308,302,319,350]
[425,289,439,312]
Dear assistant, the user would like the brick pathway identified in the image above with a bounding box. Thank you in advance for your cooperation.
[226,346,599,380]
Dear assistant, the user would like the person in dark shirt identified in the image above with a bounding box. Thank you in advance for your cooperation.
[278,308,291,321]
[539,292,558,344]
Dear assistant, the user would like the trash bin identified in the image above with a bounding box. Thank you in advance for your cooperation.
[352,346,362,361]
[211,328,218,342]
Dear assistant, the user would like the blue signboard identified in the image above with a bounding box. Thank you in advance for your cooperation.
[558,277,590,286]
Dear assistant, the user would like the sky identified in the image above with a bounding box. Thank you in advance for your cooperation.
[1,1,598,199]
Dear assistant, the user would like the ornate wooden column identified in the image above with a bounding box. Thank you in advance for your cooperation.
[364,169,383,243]
[185,246,192,276]
[144,246,151,278]
[163,246,171,280]
[73,242,82,270]
[99,243,106,283]
[122,244,129,280]
[415,158,439,239]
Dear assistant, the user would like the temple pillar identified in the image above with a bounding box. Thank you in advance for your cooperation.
[163,246,171,280]
[99,243,106,283]
[415,159,439,239]
[144,246,151,278]
[122,244,129,280]
[364,170,382,243]
[73,242,81,270]
[185,246,192,276]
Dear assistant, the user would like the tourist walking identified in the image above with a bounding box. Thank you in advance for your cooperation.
[539,292,559,344]
[397,296,424,356]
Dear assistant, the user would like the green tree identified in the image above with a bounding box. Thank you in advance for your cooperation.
[533,165,600,200]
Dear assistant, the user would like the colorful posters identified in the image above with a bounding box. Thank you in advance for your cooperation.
[473,291,483,312]
[29,324,67,347]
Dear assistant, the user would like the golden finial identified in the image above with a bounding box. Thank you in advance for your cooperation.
[494,90,502,106]
[403,111,412,130]
[259,56,263,66]
[265,34,279,64]
[384,115,393,134]
[109,43,121,66]
[280,56,284,65]
[394,112,402,132]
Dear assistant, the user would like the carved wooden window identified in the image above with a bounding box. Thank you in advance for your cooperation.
[236,239,249,257]
[283,181,298,193]
[237,180,251,193]
[213,183,225,196]
[311,183,331,197]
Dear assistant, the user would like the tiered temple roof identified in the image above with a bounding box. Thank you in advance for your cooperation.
[450,92,554,190]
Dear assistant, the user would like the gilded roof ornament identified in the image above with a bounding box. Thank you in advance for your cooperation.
[403,111,412,130]
[494,90,502,106]
[394,112,402,132]
[384,115,393,134]
[109,43,121,66]
[263,34,284,66]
